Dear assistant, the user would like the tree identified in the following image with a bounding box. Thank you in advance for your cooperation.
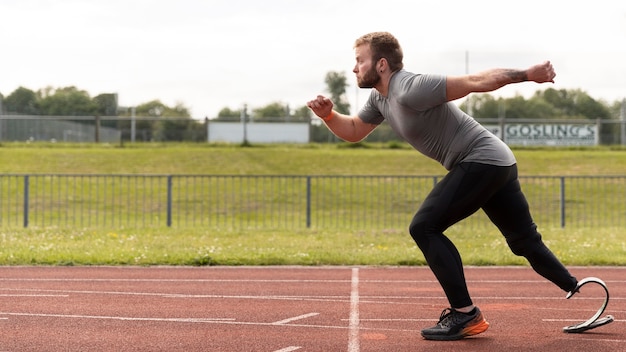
[37,86,99,116]
[463,88,612,121]
[3,86,39,114]
[610,99,625,120]
[216,107,242,121]
[216,103,310,123]
[131,100,200,141]
[461,94,500,119]
[93,93,118,116]
[520,96,558,119]
[253,101,288,121]
[292,105,311,120]
[537,88,610,120]
[325,71,350,114]
[129,100,191,118]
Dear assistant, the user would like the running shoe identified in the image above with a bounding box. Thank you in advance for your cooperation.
[421,307,490,341]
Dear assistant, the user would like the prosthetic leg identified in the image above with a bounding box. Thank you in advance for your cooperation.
[563,277,614,333]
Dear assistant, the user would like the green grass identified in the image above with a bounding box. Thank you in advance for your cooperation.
[1,226,624,266]
[2,142,626,176]
[1,142,625,266]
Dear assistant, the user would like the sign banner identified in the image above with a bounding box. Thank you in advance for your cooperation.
[483,124,598,146]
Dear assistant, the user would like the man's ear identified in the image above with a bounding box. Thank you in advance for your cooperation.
[378,58,387,72]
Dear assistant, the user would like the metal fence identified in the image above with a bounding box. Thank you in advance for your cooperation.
[0,116,122,143]
[1,115,626,145]
[1,174,624,230]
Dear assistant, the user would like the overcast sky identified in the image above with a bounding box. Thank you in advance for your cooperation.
[1,0,625,118]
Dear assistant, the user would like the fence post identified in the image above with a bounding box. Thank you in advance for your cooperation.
[619,98,626,145]
[306,176,311,228]
[23,175,29,228]
[131,107,136,143]
[94,115,100,143]
[167,175,173,227]
[560,177,566,228]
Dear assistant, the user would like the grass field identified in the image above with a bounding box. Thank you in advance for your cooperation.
[2,142,626,176]
[0,142,624,266]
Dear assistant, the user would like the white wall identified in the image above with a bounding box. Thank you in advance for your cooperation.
[208,122,309,143]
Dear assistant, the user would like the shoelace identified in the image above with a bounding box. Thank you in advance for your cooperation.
[437,308,469,328]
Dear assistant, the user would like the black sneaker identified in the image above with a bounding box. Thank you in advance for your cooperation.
[421,307,490,341]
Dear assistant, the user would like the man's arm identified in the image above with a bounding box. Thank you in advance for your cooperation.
[446,60,556,102]
[306,95,378,143]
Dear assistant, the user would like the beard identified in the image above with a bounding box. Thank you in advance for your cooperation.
[357,65,380,88]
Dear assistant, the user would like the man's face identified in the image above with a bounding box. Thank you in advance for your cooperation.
[353,44,380,89]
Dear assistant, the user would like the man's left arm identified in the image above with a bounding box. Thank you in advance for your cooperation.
[445,61,556,102]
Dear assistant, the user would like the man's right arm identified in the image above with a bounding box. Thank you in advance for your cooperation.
[307,95,378,143]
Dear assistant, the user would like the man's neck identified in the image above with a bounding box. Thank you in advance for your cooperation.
[375,70,396,97]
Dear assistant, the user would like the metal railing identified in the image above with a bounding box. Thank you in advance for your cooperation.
[0,174,624,229]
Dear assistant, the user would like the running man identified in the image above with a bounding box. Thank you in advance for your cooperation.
[307,31,581,341]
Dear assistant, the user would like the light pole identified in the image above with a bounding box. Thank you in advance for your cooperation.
[620,98,626,145]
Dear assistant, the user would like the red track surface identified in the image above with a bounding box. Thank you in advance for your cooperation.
[1,266,624,352]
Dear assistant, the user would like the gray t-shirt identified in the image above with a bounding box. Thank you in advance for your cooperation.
[359,70,516,170]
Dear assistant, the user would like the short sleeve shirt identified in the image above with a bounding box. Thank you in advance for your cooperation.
[358,70,516,170]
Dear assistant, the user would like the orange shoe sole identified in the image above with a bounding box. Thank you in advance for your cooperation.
[461,318,490,337]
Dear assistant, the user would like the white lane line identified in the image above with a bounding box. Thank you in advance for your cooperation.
[272,313,319,325]
[558,337,626,343]
[0,311,420,332]
[0,294,68,297]
[272,347,301,352]
[13,287,619,302]
[0,312,234,323]
[0,278,353,283]
[348,267,359,352]
[350,318,434,322]
[544,318,626,323]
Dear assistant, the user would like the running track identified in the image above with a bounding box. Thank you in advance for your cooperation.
[0,266,624,351]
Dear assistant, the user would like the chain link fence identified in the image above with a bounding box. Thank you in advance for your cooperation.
[1,115,626,145]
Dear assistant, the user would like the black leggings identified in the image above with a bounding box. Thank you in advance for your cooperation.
[409,162,577,308]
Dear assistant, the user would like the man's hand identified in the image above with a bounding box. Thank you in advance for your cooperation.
[527,61,556,84]
[306,95,334,119]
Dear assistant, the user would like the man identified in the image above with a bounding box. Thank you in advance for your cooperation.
[307,32,580,341]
